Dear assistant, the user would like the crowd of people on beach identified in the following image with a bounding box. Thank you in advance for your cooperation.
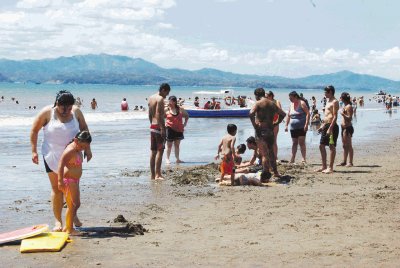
[147,84,357,188]
[27,83,397,235]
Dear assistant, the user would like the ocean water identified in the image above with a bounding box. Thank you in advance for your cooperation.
[0,82,399,216]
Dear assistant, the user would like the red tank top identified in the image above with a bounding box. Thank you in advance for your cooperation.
[166,109,184,132]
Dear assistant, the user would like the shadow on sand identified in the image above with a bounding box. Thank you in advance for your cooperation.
[276,174,296,184]
[77,224,147,239]
[77,215,147,239]
[353,165,381,168]
[334,170,372,174]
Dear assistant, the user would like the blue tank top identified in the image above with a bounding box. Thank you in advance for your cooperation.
[289,102,306,130]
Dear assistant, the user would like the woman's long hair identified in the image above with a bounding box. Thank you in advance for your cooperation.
[168,95,180,114]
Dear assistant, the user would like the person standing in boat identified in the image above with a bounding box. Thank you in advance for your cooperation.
[165,96,189,164]
[210,97,217,109]
[194,96,200,107]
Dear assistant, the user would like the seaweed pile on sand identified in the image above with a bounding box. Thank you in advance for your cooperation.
[167,163,220,186]
[78,215,147,238]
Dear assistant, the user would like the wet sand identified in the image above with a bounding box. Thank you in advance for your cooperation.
[1,123,400,267]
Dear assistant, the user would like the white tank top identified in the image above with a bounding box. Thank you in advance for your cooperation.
[41,108,80,172]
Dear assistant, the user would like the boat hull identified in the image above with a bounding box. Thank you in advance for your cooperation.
[186,108,250,118]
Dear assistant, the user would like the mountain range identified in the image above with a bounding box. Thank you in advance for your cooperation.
[0,54,398,90]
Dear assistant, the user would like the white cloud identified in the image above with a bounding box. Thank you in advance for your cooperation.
[16,0,52,9]
[0,11,25,24]
[76,0,176,10]
[266,47,320,62]
[369,47,400,62]
[323,49,359,61]
[106,8,157,21]
[157,22,173,29]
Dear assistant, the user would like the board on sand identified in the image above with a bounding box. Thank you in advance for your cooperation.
[0,224,49,245]
[20,232,69,253]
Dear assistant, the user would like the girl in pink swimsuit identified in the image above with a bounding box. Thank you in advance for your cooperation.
[57,131,92,235]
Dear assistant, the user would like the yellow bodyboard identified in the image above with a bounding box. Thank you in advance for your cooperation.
[20,232,68,253]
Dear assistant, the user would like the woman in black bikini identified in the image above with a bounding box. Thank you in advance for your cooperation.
[165,96,189,164]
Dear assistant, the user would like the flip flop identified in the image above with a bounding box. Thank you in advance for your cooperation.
[336,162,346,166]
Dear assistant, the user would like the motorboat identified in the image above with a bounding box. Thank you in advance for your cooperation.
[184,89,253,118]
[185,107,251,117]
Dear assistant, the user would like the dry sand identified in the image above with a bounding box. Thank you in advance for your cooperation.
[1,123,400,267]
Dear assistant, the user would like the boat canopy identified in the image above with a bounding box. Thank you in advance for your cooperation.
[193,89,234,96]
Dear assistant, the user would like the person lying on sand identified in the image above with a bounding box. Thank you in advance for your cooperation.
[217,172,262,186]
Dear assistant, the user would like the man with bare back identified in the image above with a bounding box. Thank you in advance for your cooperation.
[148,83,171,180]
[249,88,286,182]
[316,85,339,174]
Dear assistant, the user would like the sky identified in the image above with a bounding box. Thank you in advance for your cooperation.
[0,0,399,80]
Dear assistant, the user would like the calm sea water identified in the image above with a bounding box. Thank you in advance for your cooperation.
[0,82,399,217]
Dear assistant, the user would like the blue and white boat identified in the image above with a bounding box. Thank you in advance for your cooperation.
[184,89,253,118]
[185,107,251,117]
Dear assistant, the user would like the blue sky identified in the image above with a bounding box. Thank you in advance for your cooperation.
[0,0,399,79]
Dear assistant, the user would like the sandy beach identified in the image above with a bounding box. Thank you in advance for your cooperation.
[2,118,400,267]
[1,0,400,265]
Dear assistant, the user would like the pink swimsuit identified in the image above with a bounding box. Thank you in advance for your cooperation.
[63,154,83,185]
[62,154,83,207]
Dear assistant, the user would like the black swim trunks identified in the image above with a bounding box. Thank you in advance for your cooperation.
[341,125,354,137]
[255,128,274,147]
[320,123,339,147]
[290,128,307,138]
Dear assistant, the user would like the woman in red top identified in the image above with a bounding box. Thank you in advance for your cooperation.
[165,96,189,164]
